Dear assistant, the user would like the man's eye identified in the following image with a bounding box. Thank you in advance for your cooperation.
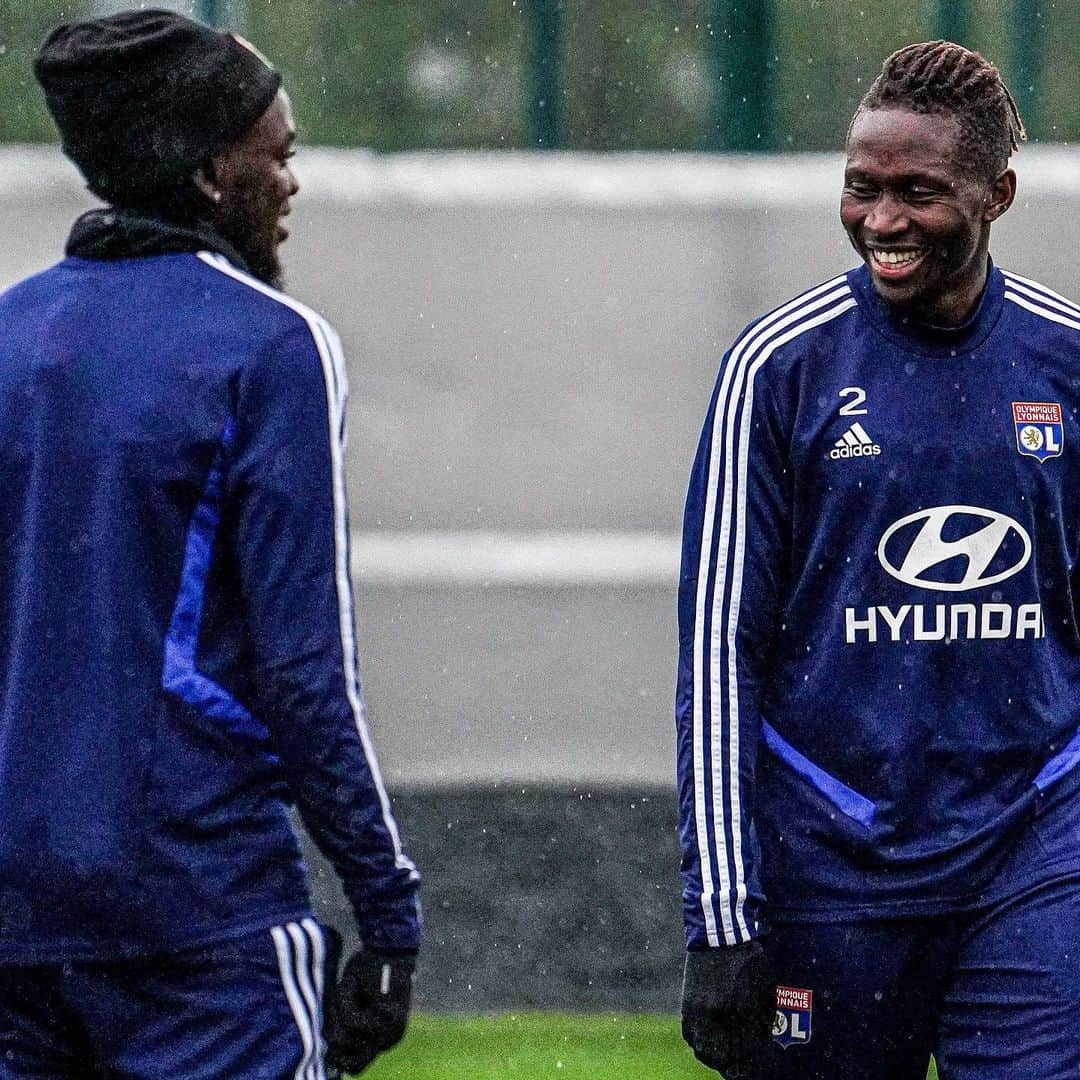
[906,187,940,201]
[844,183,876,198]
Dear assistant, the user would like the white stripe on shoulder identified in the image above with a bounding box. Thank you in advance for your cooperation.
[271,923,319,1080]
[197,252,416,877]
[196,252,337,351]
[1002,271,1080,319]
[1006,290,1080,333]
[693,283,854,946]
[1004,278,1080,325]
[196,252,346,411]
[726,274,849,354]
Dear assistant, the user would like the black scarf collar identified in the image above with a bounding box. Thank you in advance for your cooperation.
[65,207,252,275]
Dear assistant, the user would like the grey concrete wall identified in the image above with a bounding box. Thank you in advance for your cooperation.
[3,147,1078,788]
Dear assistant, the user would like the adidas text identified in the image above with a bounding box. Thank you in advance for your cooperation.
[830,443,881,459]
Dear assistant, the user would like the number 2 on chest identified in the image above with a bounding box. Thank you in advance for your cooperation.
[838,386,868,416]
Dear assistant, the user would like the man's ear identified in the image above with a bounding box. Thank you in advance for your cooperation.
[192,159,223,207]
[984,168,1016,223]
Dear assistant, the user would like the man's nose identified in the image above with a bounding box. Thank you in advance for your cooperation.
[863,192,909,237]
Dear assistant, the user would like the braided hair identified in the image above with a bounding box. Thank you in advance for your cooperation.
[854,41,1026,180]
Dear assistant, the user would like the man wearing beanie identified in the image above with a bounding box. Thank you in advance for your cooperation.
[0,10,420,1078]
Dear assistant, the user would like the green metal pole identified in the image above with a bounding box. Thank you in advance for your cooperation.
[197,0,224,27]
[1012,0,1045,141]
[526,0,563,149]
[709,1,774,151]
[936,0,970,44]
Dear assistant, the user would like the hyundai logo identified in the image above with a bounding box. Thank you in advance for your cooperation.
[877,505,1031,591]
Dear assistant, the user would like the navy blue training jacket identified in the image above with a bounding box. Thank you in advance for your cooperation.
[677,263,1080,948]
[0,246,420,961]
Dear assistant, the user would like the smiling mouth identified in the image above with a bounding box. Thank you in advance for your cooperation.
[867,247,927,280]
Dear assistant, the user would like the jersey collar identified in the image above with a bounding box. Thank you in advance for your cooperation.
[65,207,251,275]
[848,257,1005,358]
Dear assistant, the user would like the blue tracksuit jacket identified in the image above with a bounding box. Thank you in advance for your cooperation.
[677,262,1080,948]
[0,247,420,960]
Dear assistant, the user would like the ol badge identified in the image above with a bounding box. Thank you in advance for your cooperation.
[1013,402,1063,462]
[772,985,813,1049]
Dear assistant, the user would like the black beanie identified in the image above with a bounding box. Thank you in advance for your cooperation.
[34,9,282,209]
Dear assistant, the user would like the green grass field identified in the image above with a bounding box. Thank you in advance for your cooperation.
[359,1014,940,1079]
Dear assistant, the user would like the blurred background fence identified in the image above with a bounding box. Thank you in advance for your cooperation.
[0,1,1067,154]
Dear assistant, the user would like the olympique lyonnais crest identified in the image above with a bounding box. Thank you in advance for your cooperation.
[772,985,813,1049]
[1013,401,1064,462]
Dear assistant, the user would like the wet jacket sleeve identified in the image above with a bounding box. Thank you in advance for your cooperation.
[676,340,790,948]
[230,316,421,953]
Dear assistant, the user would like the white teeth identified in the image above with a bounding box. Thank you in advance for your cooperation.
[873,249,923,266]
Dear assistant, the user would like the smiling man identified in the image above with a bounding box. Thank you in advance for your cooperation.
[0,10,420,1078]
[678,41,1080,1080]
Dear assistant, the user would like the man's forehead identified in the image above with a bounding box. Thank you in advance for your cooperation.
[845,146,955,174]
[846,108,963,172]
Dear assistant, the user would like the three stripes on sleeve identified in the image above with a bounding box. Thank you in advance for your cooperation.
[684,275,856,947]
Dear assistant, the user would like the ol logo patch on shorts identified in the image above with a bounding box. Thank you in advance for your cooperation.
[772,985,813,1049]
[1013,402,1063,462]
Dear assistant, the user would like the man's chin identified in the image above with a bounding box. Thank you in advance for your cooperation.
[244,246,285,290]
[864,260,928,310]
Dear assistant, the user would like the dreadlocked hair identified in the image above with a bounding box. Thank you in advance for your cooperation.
[855,40,1026,180]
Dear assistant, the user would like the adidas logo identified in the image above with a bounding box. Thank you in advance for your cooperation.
[830,422,882,459]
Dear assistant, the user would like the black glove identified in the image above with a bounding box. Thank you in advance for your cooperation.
[324,947,415,1076]
[681,942,775,1078]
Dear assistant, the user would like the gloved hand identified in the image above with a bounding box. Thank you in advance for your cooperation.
[681,941,775,1078]
[324,948,415,1075]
